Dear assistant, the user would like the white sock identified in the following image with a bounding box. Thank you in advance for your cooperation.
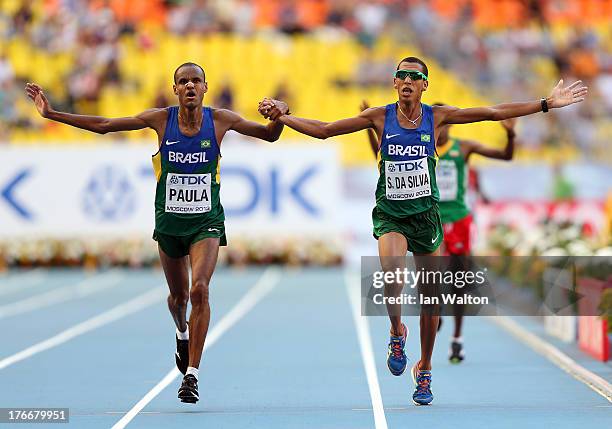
[186,367,199,380]
[453,336,463,343]
[176,326,189,340]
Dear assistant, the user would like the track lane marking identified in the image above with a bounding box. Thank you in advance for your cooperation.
[0,271,124,319]
[493,316,612,403]
[111,267,282,429]
[0,286,165,370]
[345,271,388,429]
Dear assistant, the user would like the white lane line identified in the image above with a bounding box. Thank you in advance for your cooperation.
[0,286,165,370]
[0,271,124,320]
[493,316,612,403]
[0,269,45,297]
[345,271,388,429]
[111,267,282,429]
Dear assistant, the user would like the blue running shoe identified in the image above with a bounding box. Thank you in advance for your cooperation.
[386,323,408,376]
[411,363,433,405]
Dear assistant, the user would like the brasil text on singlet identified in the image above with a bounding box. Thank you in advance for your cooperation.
[152,106,224,235]
[375,103,439,217]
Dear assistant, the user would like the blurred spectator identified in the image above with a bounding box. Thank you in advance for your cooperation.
[66,61,102,113]
[596,72,612,114]
[214,81,235,110]
[153,85,170,109]
[31,9,78,53]
[272,80,293,109]
[230,0,255,36]
[0,55,16,142]
[11,0,34,37]
[551,163,575,201]
[167,0,218,35]
[279,0,306,35]
[353,0,387,48]
[0,54,14,87]
[101,56,122,87]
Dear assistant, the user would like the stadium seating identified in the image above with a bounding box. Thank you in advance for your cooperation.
[4,1,610,164]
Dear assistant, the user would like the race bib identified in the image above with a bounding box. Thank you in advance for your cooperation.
[436,160,458,201]
[385,158,431,200]
[165,173,211,214]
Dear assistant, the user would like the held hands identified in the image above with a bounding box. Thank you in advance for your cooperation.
[25,83,52,118]
[548,79,588,108]
[258,97,289,121]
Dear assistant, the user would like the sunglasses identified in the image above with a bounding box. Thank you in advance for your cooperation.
[394,69,428,81]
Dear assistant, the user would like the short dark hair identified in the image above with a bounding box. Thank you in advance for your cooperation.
[396,56,428,77]
[173,62,206,84]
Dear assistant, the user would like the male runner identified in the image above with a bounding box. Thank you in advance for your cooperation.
[25,62,288,404]
[258,56,587,405]
[362,101,518,363]
[437,111,517,363]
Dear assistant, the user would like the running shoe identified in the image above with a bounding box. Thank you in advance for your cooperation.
[449,340,464,364]
[178,374,199,403]
[175,330,189,375]
[386,323,408,376]
[411,363,433,405]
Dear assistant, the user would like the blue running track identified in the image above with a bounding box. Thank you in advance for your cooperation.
[0,268,609,428]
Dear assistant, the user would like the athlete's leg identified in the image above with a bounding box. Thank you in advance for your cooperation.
[158,247,190,332]
[413,247,441,371]
[445,214,473,362]
[187,237,220,369]
[450,253,466,339]
[378,232,410,375]
[378,232,408,336]
[448,252,470,363]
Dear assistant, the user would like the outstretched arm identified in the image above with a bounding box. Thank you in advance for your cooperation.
[464,118,517,161]
[360,100,379,157]
[25,83,162,134]
[214,106,287,142]
[259,98,377,139]
[436,80,588,126]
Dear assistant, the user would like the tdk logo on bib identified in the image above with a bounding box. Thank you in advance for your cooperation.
[388,160,424,172]
[387,145,427,157]
[169,175,208,185]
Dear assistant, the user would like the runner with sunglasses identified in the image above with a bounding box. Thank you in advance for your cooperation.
[361,100,519,364]
[258,56,587,405]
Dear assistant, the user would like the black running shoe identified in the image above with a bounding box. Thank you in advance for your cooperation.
[175,333,189,375]
[449,340,464,364]
[178,374,199,403]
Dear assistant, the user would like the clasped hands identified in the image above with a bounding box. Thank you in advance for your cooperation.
[258,98,289,121]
